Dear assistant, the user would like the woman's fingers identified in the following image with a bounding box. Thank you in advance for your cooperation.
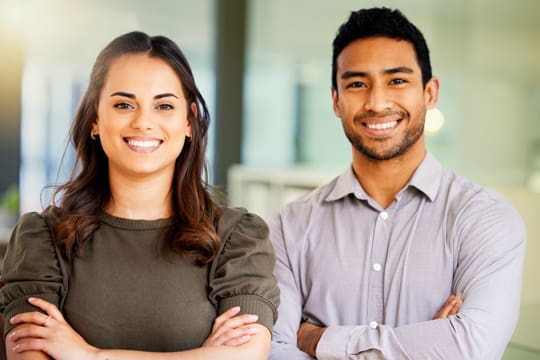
[211,313,258,339]
[11,338,49,354]
[213,324,260,345]
[8,324,49,342]
[28,297,65,322]
[10,297,65,327]
[203,307,260,347]
[10,311,53,327]
[211,306,241,331]
[204,324,260,347]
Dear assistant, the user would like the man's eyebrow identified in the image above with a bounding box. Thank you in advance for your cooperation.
[384,66,414,75]
[340,67,415,80]
[341,71,368,79]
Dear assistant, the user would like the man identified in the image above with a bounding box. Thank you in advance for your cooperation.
[269,7,526,360]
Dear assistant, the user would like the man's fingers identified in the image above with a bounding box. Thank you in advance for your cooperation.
[433,296,457,319]
[433,292,464,319]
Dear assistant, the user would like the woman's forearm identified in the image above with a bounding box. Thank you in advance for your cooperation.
[93,326,271,360]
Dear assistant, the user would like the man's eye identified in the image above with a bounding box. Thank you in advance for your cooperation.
[156,104,174,110]
[348,81,366,88]
[390,78,407,85]
[114,103,133,110]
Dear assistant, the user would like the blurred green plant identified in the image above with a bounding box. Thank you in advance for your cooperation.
[0,185,19,214]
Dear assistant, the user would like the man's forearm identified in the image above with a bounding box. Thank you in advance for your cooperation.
[297,322,327,357]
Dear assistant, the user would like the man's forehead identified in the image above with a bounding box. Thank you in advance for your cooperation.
[336,37,420,75]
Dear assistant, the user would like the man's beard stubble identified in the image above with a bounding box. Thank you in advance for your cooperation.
[343,111,425,161]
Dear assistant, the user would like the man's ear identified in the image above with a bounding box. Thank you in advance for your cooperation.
[424,76,440,110]
[331,87,341,118]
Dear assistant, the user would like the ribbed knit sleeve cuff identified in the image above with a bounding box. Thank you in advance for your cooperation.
[2,293,60,339]
[218,294,277,335]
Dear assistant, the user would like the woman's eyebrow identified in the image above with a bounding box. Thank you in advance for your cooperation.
[109,92,179,99]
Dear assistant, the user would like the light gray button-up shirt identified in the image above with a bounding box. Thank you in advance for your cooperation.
[269,154,526,360]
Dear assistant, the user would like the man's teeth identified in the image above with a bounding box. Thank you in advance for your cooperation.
[128,139,160,148]
[365,121,398,130]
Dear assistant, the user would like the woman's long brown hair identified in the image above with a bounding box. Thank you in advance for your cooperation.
[52,31,221,265]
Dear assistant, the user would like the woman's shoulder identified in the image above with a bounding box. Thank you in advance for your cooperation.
[217,207,269,243]
[11,206,61,246]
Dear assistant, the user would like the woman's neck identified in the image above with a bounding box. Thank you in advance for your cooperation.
[105,171,174,220]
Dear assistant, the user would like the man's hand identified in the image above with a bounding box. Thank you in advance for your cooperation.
[297,322,326,358]
[433,292,463,319]
[296,293,462,358]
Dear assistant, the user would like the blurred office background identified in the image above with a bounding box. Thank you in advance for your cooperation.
[0,0,538,358]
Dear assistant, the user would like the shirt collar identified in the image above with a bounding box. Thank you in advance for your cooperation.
[406,153,442,202]
[325,166,367,202]
[325,153,442,203]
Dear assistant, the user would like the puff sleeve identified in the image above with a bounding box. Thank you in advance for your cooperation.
[208,208,280,334]
[0,211,67,337]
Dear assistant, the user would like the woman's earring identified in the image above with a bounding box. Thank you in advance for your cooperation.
[90,133,97,140]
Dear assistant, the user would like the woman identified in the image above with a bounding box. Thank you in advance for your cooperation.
[0,31,279,359]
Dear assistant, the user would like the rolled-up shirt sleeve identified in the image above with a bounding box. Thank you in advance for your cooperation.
[0,211,67,337]
[316,196,526,360]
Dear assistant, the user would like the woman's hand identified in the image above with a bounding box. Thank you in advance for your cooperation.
[202,306,260,347]
[8,297,98,360]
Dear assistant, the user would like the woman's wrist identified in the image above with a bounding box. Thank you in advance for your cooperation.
[86,346,102,360]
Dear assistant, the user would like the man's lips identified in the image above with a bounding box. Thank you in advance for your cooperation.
[364,120,399,130]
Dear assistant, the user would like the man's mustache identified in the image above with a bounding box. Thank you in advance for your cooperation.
[353,110,408,123]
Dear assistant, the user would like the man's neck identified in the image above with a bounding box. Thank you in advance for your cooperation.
[352,146,426,209]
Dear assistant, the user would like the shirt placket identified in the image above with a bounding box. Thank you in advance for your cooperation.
[366,210,390,330]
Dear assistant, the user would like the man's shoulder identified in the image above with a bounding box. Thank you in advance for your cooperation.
[439,166,522,223]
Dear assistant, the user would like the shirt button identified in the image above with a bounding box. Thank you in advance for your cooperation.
[380,211,388,220]
[373,263,382,271]
[369,321,378,329]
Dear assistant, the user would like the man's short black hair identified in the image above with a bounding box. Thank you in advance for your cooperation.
[332,7,432,90]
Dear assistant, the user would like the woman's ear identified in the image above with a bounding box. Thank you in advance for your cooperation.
[187,102,197,138]
[91,120,99,138]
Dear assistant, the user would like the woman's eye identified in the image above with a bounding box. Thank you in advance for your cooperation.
[156,104,174,110]
[114,103,133,110]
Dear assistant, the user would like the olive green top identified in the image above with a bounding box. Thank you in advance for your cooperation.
[0,206,279,351]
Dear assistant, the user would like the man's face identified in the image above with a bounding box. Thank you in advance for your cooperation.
[332,36,438,161]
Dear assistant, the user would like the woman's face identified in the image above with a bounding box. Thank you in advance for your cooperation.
[92,54,193,182]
